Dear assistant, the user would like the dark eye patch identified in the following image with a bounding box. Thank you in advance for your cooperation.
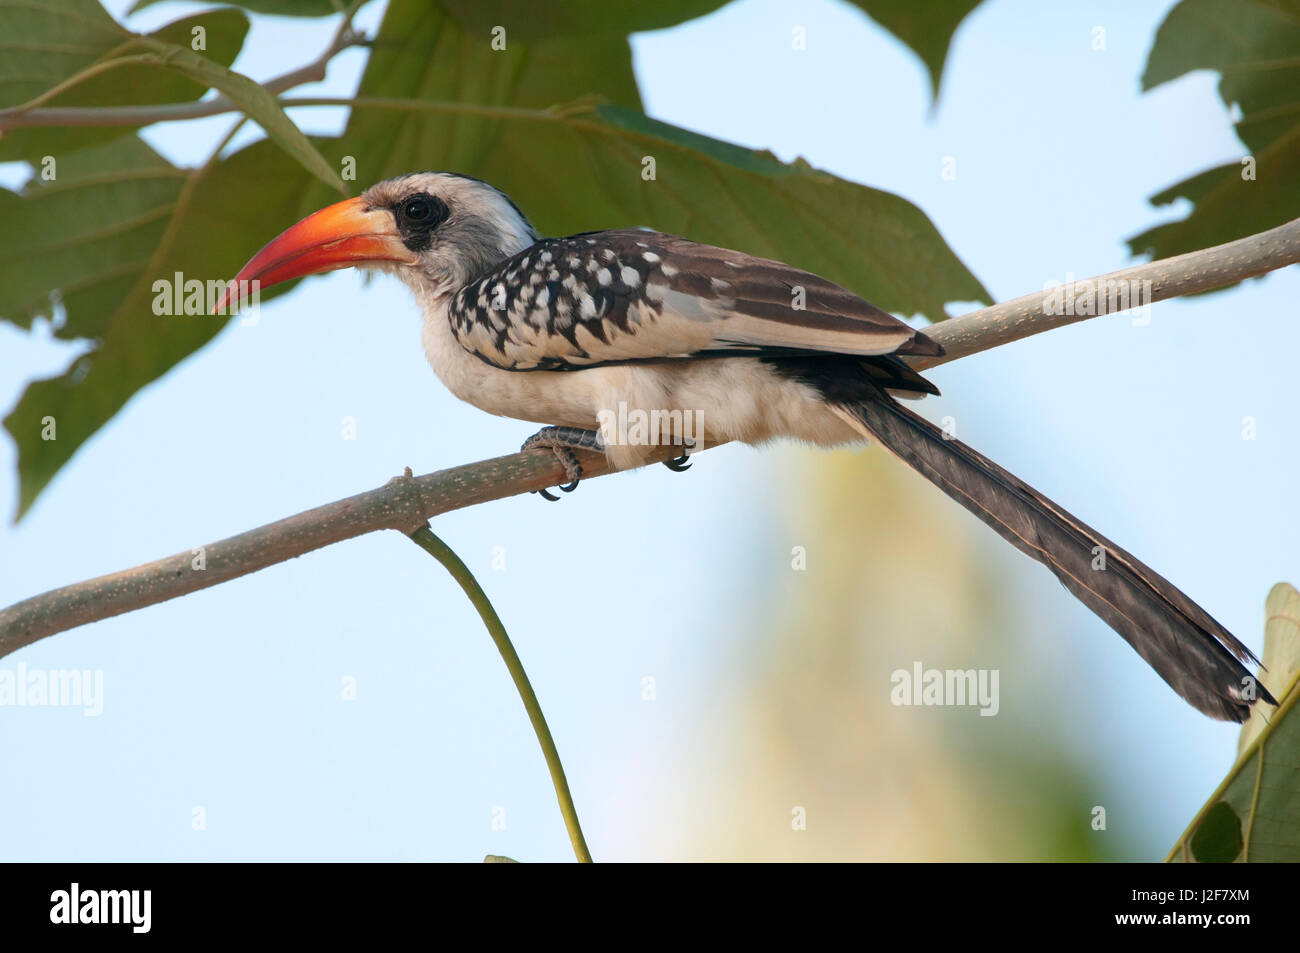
[391,192,449,251]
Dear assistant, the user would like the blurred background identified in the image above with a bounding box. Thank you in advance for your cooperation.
[1,0,1296,861]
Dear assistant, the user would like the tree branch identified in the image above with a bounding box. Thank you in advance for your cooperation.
[2,218,1298,657]
[913,215,1300,369]
[0,444,682,658]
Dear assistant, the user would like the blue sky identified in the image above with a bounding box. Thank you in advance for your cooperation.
[1,0,1295,860]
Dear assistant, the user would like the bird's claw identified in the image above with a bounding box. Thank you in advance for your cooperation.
[662,439,696,473]
[522,434,585,501]
[537,475,580,502]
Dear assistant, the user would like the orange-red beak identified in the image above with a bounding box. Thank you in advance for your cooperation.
[212,196,419,313]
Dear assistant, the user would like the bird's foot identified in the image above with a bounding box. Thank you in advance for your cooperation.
[663,439,696,473]
[521,426,605,501]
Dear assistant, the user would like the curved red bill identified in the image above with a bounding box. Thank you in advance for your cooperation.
[211,197,418,314]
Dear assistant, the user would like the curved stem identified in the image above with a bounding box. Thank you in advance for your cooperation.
[408,525,594,864]
[7,52,157,114]
[0,12,367,131]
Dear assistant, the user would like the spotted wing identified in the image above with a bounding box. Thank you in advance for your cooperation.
[447,230,940,371]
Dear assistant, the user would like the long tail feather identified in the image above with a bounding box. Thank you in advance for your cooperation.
[832,390,1275,722]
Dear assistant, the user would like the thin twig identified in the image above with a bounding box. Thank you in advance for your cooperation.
[0,14,367,131]
[409,526,593,863]
[1,218,1298,655]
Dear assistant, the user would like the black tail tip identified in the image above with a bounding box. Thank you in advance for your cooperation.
[1219,677,1279,722]
[897,329,944,358]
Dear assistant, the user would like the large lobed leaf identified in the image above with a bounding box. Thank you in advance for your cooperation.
[330,0,643,177]
[1168,583,1300,862]
[1130,0,1300,264]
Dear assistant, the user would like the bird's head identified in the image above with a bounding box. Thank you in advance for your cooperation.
[214,172,537,312]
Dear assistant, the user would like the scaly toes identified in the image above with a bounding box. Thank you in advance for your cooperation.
[531,443,584,502]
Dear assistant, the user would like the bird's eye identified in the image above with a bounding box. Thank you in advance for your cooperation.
[391,192,447,250]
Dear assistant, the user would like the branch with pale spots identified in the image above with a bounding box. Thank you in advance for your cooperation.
[1,216,1298,654]
[913,215,1300,368]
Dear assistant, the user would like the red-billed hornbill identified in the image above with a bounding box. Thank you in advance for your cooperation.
[217,171,1275,722]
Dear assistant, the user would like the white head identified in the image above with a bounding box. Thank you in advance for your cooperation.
[360,172,538,291]
[215,171,539,309]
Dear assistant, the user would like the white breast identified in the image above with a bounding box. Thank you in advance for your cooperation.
[413,281,863,469]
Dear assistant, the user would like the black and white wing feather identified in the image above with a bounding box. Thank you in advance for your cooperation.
[447,230,940,372]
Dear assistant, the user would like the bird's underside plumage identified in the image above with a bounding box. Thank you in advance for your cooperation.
[224,171,1277,721]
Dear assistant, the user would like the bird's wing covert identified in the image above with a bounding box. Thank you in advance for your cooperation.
[448,230,939,371]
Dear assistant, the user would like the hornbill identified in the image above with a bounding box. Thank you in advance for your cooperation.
[216,171,1275,722]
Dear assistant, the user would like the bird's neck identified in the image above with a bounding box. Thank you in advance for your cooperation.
[403,213,539,305]
[452,212,538,290]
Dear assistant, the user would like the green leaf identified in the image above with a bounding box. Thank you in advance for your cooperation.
[437,0,730,41]
[129,0,362,16]
[1128,126,1300,262]
[0,136,186,335]
[1239,582,1300,755]
[1131,0,1300,267]
[0,0,126,109]
[0,8,250,161]
[844,0,983,100]
[332,0,642,183]
[0,0,339,192]
[1,136,324,520]
[466,101,989,322]
[1168,583,1300,862]
[1187,801,1244,863]
[132,33,345,194]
